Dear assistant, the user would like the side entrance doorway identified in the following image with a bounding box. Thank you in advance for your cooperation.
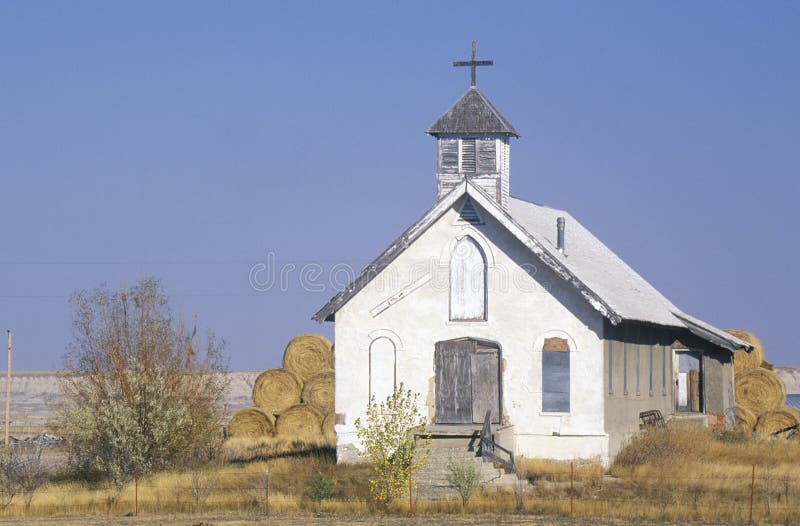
[434,337,501,424]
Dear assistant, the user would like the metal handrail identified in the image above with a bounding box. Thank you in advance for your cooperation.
[478,410,515,473]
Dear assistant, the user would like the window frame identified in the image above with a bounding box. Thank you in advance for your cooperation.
[541,337,571,414]
[673,348,704,414]
[448,236,488,322]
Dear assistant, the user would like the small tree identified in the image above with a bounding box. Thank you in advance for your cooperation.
[354,384,429,511]
[446,457,479,508]
[0,445,47,511]
[53,278,229,489]
[0,448,17,510]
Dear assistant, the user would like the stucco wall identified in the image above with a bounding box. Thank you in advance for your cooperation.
[333,196,608,463]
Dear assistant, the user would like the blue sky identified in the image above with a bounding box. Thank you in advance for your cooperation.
[1,2,798,369]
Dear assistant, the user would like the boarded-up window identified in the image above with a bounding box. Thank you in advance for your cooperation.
[369,337,396,403]
[461,139,476,173]
[450,237,486,321]
[542,338,570,413]
[439,139,459,174]
[476,139,496,173]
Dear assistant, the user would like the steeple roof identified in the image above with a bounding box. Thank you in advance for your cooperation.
[427,87,519,137]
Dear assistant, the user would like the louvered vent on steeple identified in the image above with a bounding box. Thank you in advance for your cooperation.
[457,198,483,224]
[428,43,518,210]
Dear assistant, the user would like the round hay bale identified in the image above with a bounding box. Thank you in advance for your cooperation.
[761,359,775,371]
[275,404,324,437]
[754,406,800,436]
[726,329,764,375]
[734,403,757,432]
[735,368,786,415]
[252,368,302,416]
[301,369,334,415]
[228,407,275,439]
[283,334,332,382]
[322,412,335,437]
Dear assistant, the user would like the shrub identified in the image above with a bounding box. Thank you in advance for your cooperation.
[613,423,707,468]
[0,445,47,510]
[53,278,229,489]
[354,384,430,510]
[446,457,479,507]
[307,471,334,501]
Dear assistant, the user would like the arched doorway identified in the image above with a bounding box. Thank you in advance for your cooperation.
[434,337,501,424]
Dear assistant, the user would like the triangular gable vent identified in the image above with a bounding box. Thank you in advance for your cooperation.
[457,198,483,224]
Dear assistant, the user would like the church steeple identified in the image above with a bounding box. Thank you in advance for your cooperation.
[427,42,518,210]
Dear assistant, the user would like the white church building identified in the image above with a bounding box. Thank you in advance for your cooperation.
[313,46,752,465]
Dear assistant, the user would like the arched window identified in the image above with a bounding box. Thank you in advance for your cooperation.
[450,236,487,321]
[369,337,396,403]
[542,337,570,413]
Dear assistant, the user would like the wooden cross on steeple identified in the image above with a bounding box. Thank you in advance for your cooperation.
[453,40,493,87]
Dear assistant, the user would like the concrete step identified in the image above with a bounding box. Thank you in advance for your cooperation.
[414,438,529,499]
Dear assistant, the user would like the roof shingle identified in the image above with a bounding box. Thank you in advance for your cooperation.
[427,87,519,137]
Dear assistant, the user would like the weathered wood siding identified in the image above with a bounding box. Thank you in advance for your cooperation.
[434,339,473,424]
[436,136,510,209]
[434,339,501,424]
[470,348,500,424]
[603,320,734,457]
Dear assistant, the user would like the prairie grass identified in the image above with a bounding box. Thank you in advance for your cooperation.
[1,424,799,524]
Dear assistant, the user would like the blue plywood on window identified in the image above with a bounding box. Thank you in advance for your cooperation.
[543,351,570,413]
[608,339,613,393]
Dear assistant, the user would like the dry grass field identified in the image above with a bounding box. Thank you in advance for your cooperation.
[1,365,799,525]
[0,422,797,524]
[0,513,705,526]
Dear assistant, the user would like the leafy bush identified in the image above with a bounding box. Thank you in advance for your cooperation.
[446,457,479,507]
[354,384,430,510]
[53,278,229,489]
[307,471,334,501]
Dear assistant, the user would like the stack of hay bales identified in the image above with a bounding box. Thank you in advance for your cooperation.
[228,334,335,440]
[729,329,798,435]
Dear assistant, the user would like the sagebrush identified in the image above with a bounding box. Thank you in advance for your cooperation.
[53,277,229,489]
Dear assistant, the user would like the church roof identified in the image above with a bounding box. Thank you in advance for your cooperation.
[427,87,519,137]
[312,182,752,354]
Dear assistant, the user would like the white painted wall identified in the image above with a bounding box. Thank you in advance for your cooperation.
[333,196,608,463]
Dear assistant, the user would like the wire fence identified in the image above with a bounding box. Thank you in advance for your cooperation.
[0,464,798,523]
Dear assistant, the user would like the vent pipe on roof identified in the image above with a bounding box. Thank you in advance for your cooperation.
[556,217,566,254]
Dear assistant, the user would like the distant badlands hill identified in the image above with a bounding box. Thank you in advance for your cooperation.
[0,368,797,435]
[0,370,259,434]
[776,367,800,394]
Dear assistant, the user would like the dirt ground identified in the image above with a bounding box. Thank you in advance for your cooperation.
[0,513,735,526]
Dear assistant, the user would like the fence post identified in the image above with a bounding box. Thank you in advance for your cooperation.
[749,463,755,524]
[408,470,413,514]
[134,466,138,517]
[570,461,574,516]
[264,467,269,515]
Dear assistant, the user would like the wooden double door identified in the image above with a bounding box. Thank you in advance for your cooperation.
[434,338,501,424]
